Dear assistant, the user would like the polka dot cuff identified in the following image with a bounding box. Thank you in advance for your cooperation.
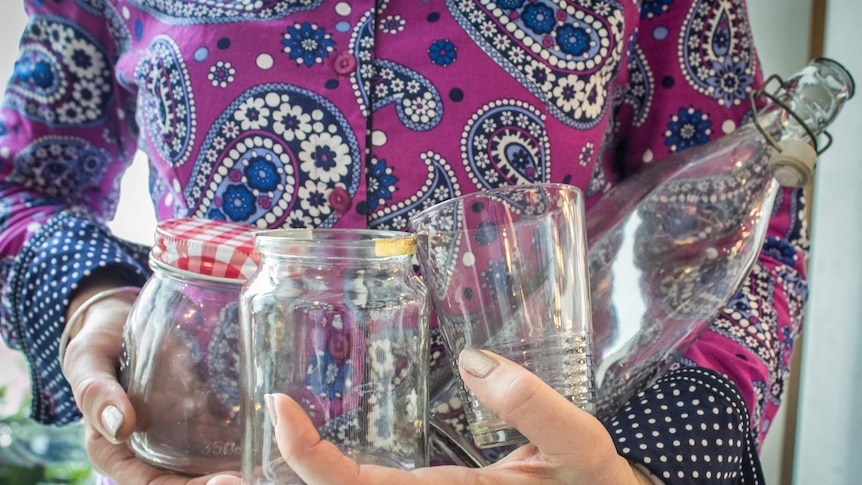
[608,366,764,484]
[3,211,149,424]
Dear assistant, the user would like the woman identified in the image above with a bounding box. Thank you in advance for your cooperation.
[0,0,803,482]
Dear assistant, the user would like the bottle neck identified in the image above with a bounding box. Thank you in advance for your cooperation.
[757,102,813,146]
[757,58,854,147]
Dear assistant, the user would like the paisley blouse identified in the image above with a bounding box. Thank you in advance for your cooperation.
[0,0,806,482]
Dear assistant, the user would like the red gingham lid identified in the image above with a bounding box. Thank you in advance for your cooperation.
[150,218,258,281]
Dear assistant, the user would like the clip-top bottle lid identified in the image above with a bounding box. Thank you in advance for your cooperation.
[151,217,258,281]
[767,139,818,187]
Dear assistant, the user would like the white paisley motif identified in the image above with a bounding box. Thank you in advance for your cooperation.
[678,0,757,106]
[461,100,551,190]
[447,0,626,128]
[7,17,113,127]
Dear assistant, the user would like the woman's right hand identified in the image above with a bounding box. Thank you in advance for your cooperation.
[61,282,239,483]
[216,348,654,485]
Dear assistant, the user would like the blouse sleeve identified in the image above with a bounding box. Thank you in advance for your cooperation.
[0,0,150,425]
[602,0,806,482]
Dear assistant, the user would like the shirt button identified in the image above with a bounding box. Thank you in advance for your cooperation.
[333,51,357,76]
[329,185,352,212]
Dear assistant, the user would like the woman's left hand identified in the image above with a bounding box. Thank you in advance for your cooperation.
[211,348,652,485]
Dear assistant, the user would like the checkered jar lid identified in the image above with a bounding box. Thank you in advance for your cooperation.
[150,218,258,281]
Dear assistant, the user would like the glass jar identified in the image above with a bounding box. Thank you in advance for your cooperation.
[240,229,430,484]
[120,217,257,475]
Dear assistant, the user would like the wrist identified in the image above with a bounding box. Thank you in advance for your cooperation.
[59,286,141,366]
[66,267,142,320]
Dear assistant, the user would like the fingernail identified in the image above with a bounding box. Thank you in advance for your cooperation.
[101,405,124,443]
[459,348,499,378]
[264,394,277,427]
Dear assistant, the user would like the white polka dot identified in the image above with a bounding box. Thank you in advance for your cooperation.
[722,119,737,134]
[642,149,654,163]
[335,2,352,15]
[462,252,475,267]
[371,130,388,146]
[122,6,130,18]
[257,53,274,70]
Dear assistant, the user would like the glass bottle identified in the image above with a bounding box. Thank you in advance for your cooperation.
[240,229,430,484]
[585,58,854,420]
[120,217,257,475]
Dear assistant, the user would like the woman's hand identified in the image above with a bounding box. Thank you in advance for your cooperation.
[211,348,652,485]
[61,281,239,483]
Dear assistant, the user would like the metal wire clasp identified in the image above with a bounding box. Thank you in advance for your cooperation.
[748,74,833,155]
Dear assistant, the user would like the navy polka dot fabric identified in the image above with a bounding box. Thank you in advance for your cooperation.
[1,211,149,424]
[608,366,764,484]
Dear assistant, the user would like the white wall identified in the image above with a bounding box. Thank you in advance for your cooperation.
[0,7,27,92]
[793,1,862,483]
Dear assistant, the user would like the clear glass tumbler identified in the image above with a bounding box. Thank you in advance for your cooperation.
[240,229,430,484]
[409,183,595,449]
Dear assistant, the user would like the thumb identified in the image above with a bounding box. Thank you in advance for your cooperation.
[63,301,137,444]
[457,348,605,457]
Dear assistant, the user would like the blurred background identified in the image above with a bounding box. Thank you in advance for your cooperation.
[1,0,860,483]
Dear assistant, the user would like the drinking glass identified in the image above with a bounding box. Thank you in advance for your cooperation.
[409,183,595,449]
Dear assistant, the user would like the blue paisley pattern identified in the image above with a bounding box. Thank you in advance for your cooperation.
[679,0,757,106]
[6,16,113,127]
[127,0,322,24]
[623,40,654,127]
[369,151,461,231]
[186,84,361,228]
[8,135,112,202]
[134,35,196,167]
[73,0,107,15]
[461,100,551,189]
[447,0,626,128]
[102,2,133,54]
[350,12,443,131]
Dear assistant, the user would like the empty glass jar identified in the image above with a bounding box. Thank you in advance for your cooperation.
[120,217,257,475]
[240,229,430,484]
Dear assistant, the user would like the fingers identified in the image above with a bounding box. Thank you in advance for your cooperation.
[457,348,608,458]
[84,423,237,485]
[62,299,137,444]
[265,393,366,485]
[266,394,490,485]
